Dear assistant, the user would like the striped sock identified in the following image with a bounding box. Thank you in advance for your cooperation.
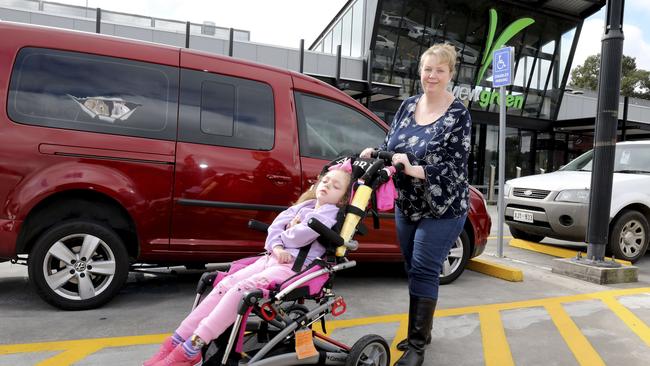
[171,332,184,346]
[182,339,200,358]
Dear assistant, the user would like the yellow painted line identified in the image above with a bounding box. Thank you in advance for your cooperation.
[466,257,523,282]
[0,334,168,355]
[597,295,650,346]
[36,346,103,366]
[479,309,514,366]
[389,320,408,365]
[545,302,605,366]
[509,239,631,265]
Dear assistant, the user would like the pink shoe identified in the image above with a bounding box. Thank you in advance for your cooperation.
[142,337,177,366]
[152,344,202,366]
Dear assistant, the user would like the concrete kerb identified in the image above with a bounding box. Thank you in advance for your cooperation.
[467,257,524,282]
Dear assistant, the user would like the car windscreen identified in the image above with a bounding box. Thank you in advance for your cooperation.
[560,145,650,173]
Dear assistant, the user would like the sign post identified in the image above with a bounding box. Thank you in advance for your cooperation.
[492,46,514,258]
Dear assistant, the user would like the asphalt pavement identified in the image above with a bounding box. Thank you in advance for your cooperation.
[1,205,649,365]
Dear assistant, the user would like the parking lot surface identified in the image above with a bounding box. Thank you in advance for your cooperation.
[1,204,650,365]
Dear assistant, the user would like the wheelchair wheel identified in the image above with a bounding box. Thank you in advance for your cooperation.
[345,334,390,366]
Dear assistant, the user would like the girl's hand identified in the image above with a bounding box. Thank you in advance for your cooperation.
[286,215,301,229]
[273,246,293,264]
[360,147,375,159]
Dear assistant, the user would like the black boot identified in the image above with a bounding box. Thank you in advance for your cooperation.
[396,296,432,351]
[394,297,436,366]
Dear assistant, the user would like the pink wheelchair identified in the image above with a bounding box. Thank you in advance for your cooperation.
[191,153,401,366]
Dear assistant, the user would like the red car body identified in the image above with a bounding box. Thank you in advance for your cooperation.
[0,22,490,309]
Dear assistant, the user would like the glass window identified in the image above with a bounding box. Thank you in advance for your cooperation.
[332,21,342,52]
[324,32,333,54]
[342,10,353,57]
[179,69,274,150]
[200,82,234,136]
[351,0,363,57]
[8,47,178,140]
[296,93,386,160]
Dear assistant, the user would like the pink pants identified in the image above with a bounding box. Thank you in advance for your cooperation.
[176,255,296,342]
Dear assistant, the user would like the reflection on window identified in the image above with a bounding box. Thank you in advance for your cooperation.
[297,93,386,160]
[8,47,178,140]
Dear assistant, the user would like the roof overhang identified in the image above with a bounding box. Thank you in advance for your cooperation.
[305,73,401,102]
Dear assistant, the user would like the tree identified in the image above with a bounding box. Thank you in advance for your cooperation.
[570,54,650,99]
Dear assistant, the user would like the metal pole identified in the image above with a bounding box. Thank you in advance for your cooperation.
[516,166,521,178]
[621,95,628,141]
[488,164,496,202]
[585,0,625,265]
[497,86,506,258]
[185,21,190,48]
[229,28,234,57]
[299,39,304,73]
[95,8,101,34]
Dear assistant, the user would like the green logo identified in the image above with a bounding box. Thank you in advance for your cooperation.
[475,9,535,85]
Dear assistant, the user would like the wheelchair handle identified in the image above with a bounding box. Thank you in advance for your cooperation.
[370,150,404,172]
[248,219,270,232]
[307,218,344,247]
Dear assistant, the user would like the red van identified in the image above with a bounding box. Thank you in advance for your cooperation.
[0,21,491,310]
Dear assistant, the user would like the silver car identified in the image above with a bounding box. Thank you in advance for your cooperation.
[504,141,650,262]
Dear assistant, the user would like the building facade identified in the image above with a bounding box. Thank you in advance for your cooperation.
[311,0,611,191]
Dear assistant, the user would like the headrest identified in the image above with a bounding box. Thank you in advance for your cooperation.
[320,155,378,181]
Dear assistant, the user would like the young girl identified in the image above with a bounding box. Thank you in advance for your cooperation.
[143,163,353,366]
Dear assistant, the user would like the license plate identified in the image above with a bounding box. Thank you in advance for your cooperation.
[513,210,534,223]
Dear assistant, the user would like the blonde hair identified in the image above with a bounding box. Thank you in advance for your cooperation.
[294,170,352,207]
[419,43,457,77]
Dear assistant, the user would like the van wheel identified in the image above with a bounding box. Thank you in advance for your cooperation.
[28,220,129,310]
[609,210,649,263]
[440,229,470,285]
[509,226,545,242]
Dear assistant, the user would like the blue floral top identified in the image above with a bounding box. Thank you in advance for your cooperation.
[380,95,471,220]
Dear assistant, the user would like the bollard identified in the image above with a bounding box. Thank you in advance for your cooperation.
[488,164,496,202]
[539,168,546,174]
[516,166,521,178]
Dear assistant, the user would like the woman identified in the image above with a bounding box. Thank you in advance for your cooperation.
[361,43,471,366]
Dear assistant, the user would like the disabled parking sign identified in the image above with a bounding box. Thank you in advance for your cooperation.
[492,47,514,87]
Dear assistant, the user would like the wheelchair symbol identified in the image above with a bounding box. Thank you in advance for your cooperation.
[495,55,507,70]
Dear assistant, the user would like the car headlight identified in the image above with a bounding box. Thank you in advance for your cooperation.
[555,189,590,203]
[503,183,511,197]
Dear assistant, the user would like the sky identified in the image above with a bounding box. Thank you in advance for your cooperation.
[52,0,650,72]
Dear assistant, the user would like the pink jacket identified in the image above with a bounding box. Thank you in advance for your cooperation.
[264,199,339,265]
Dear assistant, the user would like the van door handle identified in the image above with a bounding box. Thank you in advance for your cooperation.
[266,174,291,184]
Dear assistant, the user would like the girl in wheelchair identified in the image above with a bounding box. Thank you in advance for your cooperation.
[143,162,353,366]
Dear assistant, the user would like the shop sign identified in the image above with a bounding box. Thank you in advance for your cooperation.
[449,84,524,109]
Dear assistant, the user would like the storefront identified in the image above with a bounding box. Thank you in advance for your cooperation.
[311,0,605,192]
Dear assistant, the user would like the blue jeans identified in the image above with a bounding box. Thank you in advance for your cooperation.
[395,209,467,300]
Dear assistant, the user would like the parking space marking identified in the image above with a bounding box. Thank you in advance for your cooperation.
[0,334,167,366]
[479,309,514,366]
[509,239,632,265]
[2,287,649,366]
[597,295,650,346]
[545,302,606,366]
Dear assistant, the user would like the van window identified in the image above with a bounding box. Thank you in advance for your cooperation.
[8,47,178,140]
[179,69,274,150]
[295,93,386,160]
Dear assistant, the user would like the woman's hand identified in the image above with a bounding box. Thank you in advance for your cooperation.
[273,246,293,264]
[392,153,424,179]
[360,147,375,159]
[391,153,411,169]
